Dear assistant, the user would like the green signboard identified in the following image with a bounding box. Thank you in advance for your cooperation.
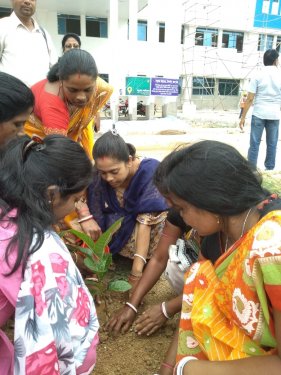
[126,76,150,96]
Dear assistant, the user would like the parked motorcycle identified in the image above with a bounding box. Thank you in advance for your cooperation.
[137,100,145,116]
[102,99,128,118]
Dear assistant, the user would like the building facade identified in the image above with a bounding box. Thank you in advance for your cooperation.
[1,0,281,115]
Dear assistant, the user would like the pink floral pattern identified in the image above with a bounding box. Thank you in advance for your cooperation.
[50,253,69,274]
[26,341,60,375]
[30,260,46,316]
[14,232,99,375]
[73,287,91,327]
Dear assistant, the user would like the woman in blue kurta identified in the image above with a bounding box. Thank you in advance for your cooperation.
[87,131,168,288]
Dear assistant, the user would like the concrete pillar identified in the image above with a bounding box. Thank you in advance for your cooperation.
[80,13,86,38]
[217,29,223,48]
[109,0,119,123]
[128,0,138,120]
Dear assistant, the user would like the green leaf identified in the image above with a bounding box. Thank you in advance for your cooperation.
[66,229,96,251]
[94,217,123,257]
[108,279,132,292]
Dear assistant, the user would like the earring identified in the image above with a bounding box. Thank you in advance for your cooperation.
[48,200,52,204]
[216,215,220,225]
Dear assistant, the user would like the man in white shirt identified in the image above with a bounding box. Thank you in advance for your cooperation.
[239,49,281,170]
[0,0,57,87]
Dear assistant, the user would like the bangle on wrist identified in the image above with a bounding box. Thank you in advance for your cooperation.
[161,362,174,370]
[77,214,93,224]
[133,253,147,264]
[125,301,138,314]
[176,356,198,375]
[161,301,172,319]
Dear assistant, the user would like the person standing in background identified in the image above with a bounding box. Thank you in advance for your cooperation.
[0,0,57,86]
[239,49,281,170]
[238,92,247,119]
[62,32,81,53]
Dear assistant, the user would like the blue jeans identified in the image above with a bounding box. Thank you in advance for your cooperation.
[247,115,279,170]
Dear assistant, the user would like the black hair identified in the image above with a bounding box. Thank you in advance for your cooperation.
[0,135,93,275]
[263,49,279,66]
[93,131,136,161]
[154,140,269,216]
[61,33,81,50]
[0,72,34,122]
[47,49,98,82]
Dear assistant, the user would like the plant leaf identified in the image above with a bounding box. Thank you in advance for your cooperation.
[94,217,123,257]
[65,229,96,250]
[108,279,132,292]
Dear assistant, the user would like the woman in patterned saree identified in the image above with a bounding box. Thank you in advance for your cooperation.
[24,49,113,160]
[0,135,99,375]
[153,140,281,375]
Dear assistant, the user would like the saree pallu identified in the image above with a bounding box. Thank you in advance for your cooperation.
[177,210,281,362]
[25,77,113,159]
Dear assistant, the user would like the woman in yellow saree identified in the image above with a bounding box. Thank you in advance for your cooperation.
[24,49,113,159]
[153,140,281,375]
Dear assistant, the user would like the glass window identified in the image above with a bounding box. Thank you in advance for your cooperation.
[58,14,81,35]
[276,36,281,53]
[0,7,11,19]
[218,79,240,96]
[258,34,274,51]
[195,28,218,47]
[222,31,244,52]
[86,17,108,38]
[138,20,147,41]
[99,73,109,83]
[192,77,215,95]
[159,22,165,43]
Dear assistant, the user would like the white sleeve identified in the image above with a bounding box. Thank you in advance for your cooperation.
[44,28,58,66]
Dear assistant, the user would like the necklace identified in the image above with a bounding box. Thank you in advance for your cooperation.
[240,207,253,237]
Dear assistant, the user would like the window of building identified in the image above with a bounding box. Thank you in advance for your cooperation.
[159,22,165,43]
[258,34,274,51]
[276,36,281,53]
[192,77,215,95]
[222,31,244,52]
[86,17,108,38]
[58,14,81,35]
[0,7,11,18]
[99,73,109,83]
[138,20,147,41]
[218,79,240,96]
[195,28,218,47]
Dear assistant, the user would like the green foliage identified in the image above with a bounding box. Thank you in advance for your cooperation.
[62,218,131,297]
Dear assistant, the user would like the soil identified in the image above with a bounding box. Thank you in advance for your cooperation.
[93,256,178,375]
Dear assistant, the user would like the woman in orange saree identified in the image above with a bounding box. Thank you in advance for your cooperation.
[24,49,113,160]
[153,140,281,375]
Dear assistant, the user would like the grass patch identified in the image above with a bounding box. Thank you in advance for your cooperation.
[262,172,281,195]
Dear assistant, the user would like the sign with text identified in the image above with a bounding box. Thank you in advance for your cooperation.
[126,76,150,96]
[151,78,179,96]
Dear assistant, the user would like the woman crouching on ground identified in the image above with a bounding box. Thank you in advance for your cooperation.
[153,140,281,375]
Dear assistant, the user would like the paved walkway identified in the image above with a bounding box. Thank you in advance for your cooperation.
[99,111,281,172]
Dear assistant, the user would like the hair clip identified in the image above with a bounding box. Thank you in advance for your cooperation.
[111,123,118,136]
[23,135,46,161]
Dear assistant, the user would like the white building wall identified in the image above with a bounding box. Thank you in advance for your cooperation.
[181,0,281,110]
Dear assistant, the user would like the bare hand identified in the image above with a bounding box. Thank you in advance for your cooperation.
[80,219,102,241]
[239,118,245,132]
[135,304,167,336]
[105,306,137,335]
